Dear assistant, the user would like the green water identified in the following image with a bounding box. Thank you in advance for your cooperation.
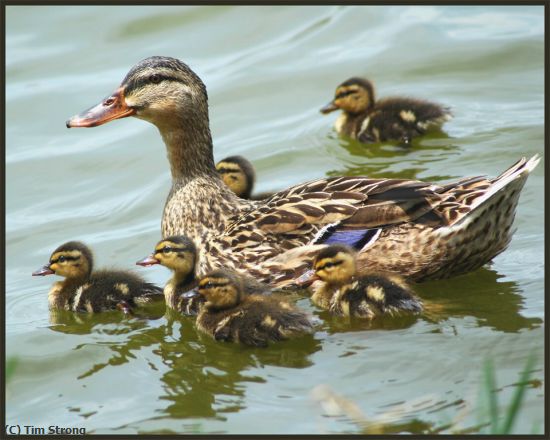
[6,5,544,435]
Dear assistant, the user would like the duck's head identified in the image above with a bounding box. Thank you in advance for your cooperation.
[136,235,196,278]
[197,269,243,311]
[32,241,93,280]
[313,244,357,285]
[66,56,208,132]
[320,77,375,115]
[216,156,256,199]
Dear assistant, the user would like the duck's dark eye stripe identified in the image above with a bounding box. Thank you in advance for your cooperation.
[125,74,185,95]
[336,90,356,99]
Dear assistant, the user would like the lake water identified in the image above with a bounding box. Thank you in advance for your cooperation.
[5,5,545,434]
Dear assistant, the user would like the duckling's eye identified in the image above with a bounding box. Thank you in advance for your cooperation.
[58,255,66,263]
[324,262,335,268]
[161,247,173,253]
[336,90,355,100]
[149,74,162,84]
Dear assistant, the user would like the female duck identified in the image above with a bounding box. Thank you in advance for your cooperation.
[194,270,313,347]
[320,77,452,144]
[136,235,203,315]
[309,244,422,318]
[32,241,163,313]
[66,56,538,285]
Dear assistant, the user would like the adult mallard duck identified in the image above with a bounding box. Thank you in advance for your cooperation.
[194,269,313,347]
[66,56,539,287]
[307,244,422,318]
[216,155,273,200]
[32,241,163,313]
[320,77,452,144]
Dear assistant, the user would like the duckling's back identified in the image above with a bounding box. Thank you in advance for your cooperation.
[335,274,423,318]
[72,270,163,313]
[362,97,451,143]
[198,295,313,347]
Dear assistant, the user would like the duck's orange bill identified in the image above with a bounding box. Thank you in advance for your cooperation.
[66,88,135,128]
[32,265,54,276]
[136,254,160,267]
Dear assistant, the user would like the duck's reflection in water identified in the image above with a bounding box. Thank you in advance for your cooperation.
[415,267,542,333]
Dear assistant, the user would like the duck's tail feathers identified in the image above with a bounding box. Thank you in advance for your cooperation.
[468,154,540,214]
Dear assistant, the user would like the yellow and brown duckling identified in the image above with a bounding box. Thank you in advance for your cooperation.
[321,77,452,144]
[216,155,273,200]
[308,245,423,319]
[194,269,313,347]
[136,235,203,315]
[32,241,163,314]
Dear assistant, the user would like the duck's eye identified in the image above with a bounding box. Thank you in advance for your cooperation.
[161,247,173,253]
[58,255,66,263]
[149,74,162,84]
[324,262,335,268]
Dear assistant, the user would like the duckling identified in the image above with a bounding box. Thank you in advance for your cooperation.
[195,270,313,347]
[321,77,452,144]
[32,241,163,313]
[215,155,273,200]
[309,244,423,319]
[136,235,203,315]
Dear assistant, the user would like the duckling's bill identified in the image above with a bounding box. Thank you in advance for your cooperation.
[32,265,54,276]
[66,88,135,128]
[136,254,160,267]
[295,269,319,287]
[320,101,339,114]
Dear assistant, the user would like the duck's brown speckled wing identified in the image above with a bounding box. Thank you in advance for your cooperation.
[223,176,447,249]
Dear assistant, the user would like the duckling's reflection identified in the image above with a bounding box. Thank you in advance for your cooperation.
[327,134,458,181]
[48,303,321,418]
[417,267,542,333]
[158,307,321,419]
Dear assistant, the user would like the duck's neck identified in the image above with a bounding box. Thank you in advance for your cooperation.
[158,121,251,240]
[159,119,217,182]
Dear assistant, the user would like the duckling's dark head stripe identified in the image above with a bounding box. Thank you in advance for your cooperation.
[51,241,94,270]
[198,281,229,290]
[217,156,256,187]
[316,260,343,271]
[335,90,356,100]
[50,255,80,264]
[156,235,197,255]
[315,244,355,261]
